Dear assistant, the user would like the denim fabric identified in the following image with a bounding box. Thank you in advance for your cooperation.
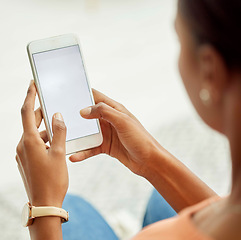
[142,189,177,227]
[62,189,176,239]
[62,194,119,240]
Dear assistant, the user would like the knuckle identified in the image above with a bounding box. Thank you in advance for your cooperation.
[96,102,107,118]
[21,105,27,115]
[113,102,129,115]
[27,87,32,95]
[22,136,32,147]
[97,102,107,112]
[16,143,22,156]
[27,85,34,95]
[54,121,66,132]
[15,155,19,163]
[118,103,126,111]
[21,104,30,116]
[16,141,23,160]
[52,146,65,156]
[97,102,105,109]
[23,134,39,148]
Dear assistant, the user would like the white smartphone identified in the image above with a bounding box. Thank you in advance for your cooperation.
[27,34,103,155]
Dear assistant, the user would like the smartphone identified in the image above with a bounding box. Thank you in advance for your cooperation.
[27,34,103,155]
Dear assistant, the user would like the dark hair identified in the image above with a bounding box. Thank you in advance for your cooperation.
[178,0,241,70]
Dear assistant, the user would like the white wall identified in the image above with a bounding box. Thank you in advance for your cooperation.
[0,0,191,191]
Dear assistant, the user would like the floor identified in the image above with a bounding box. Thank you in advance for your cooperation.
[0,0,231,239]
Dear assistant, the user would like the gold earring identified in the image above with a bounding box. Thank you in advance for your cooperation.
[199,89,211,106]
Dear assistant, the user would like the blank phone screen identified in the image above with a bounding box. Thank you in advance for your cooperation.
[32,45,99,142]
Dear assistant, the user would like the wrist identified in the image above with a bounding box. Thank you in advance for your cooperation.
[31,200,63,208]
[142,142,169,180]
[31,196,65,208]
[22,202,69,227]
[29,216,63,240]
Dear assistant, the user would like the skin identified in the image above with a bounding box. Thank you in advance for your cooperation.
[16,4,241,240]
[175,9,241,240]
[16,80,68,239]
[17,83,215,240]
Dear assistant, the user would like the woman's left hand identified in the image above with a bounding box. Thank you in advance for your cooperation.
[16,80,68,208]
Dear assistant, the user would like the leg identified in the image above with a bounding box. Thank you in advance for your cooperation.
[62,194,119,240]
[142,189,177,227]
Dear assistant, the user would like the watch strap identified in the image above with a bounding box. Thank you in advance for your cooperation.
[32,205,69,223]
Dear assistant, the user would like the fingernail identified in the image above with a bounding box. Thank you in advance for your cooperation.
[80,107,91,116]
[29,80,34,87]
[54,112,64,121]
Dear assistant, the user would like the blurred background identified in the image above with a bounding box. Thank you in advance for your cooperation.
[0,0,230,239]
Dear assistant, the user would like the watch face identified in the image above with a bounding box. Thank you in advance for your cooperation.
[21,203,30,227]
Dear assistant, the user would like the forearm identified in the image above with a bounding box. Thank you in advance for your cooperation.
[29,217,63,240]
[144,144,217,212]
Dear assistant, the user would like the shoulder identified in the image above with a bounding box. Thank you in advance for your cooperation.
[132,196,222,240]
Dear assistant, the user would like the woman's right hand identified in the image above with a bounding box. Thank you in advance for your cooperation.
[69,89,163,177]
[70,89,217,212]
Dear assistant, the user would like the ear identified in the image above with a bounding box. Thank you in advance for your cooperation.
[197,44,229,105]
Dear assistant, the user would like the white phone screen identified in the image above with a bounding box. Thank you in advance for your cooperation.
[32,45,99,142]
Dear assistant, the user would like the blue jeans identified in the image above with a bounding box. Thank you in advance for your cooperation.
[62,190,176,240]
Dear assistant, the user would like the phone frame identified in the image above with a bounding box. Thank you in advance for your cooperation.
[27,34,103,155]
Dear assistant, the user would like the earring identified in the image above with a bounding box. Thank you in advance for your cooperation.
[199,88,211,106]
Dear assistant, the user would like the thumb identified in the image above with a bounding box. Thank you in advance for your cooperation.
[51,113,67,153]
[80,102,128,131]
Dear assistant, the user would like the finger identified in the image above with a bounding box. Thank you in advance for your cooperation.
[69,146,102,162]
[80,102,129,131]
[40,130,48,143]
[35,107,43,128]
[21,80,37,134]
[92,88,120,107]
[16,155,31,202]
[92,89,137,120]
[50,113,66,155]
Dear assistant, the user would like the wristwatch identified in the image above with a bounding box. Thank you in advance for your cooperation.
[21,202,69,227]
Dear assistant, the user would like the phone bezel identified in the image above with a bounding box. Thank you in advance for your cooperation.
[27,34,103,155]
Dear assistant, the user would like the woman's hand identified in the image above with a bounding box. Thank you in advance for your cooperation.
[69,89,162,177]
[16,81,68,208]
